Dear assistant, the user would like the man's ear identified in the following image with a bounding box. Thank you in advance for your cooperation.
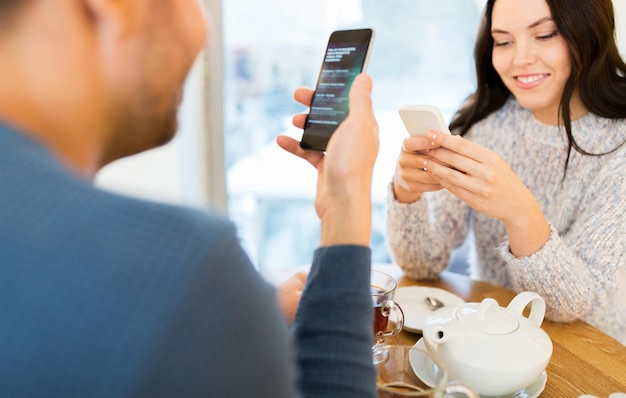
[80,0,136,39]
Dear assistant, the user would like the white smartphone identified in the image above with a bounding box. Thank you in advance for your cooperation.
[300,29,375,151]
[398,105,451,137]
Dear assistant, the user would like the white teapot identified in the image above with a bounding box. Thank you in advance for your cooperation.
[422,291,552,396]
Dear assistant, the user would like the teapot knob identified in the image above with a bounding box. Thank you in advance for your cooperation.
[507,291,546,326]
[477,298,500,320]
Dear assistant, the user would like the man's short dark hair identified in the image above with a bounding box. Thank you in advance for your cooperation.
[0,0,28,29]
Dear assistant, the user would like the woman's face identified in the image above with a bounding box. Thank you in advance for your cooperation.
[490,0,574,124]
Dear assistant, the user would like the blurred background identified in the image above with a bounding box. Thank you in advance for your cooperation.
[95,0,626,277]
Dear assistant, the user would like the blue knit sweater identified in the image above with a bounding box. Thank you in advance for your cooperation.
[0,123,376,397]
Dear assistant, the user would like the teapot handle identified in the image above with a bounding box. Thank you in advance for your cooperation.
[507,291,545,326]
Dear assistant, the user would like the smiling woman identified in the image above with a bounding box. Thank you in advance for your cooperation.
[387,0,626,345]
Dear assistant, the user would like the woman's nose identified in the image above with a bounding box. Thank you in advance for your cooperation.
[512,41,537,66]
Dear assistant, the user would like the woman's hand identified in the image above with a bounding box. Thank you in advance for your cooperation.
[392,134,447,203]
[421,131,550,257]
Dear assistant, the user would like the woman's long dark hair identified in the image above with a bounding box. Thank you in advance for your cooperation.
[450,0,626,174]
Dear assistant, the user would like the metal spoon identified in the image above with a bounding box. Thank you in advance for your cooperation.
[424,296,445,311]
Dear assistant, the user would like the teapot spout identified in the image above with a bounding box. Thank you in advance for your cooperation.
[429,327,449,343]
[422,324,454,353]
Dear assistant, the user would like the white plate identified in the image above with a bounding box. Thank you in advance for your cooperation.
[409,338,548,398]
[393,286,465,333]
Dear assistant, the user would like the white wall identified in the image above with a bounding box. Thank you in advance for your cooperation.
[616,0,626,56]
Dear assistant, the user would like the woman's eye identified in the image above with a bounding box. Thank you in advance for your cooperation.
[537,31,559,40]
[493,39,511,47]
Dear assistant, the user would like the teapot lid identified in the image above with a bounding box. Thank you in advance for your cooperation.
[456,298,518,334]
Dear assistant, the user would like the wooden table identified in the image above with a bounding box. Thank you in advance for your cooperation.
[378,267,626,397]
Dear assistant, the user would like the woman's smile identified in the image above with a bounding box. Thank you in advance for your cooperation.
[513,73,549,89]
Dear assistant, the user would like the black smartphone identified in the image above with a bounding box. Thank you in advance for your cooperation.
[299,28,375,151]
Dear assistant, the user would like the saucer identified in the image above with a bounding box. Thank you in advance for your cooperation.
[409,338,548,398]
[481,372,547,398]
[394,286,464,333]
[409,338,440,387]
[408,338,441,388]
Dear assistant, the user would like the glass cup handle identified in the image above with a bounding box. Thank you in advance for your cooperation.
[380,300,404,337]
[444,381,480,398]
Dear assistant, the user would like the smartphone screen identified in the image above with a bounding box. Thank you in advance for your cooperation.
[300,29,375,151]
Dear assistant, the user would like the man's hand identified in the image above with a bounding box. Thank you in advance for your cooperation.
[276,272,308,324]
[276,74,379,247]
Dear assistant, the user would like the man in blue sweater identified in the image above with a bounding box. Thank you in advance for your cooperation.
[0,0,378,397]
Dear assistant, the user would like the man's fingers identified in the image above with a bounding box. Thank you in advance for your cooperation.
[294,87,314,107]
[276,135,305,156]
[276,135,324,167]
[292,75,375,135]
[347,74,375,123]
[292,113,307,129]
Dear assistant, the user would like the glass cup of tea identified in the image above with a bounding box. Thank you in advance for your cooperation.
[376,345,479,398]
[371,270,404,364]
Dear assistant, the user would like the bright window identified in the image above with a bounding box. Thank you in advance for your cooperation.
[222,1,484,274]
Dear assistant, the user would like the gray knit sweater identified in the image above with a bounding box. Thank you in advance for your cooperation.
[386,98,626,345]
